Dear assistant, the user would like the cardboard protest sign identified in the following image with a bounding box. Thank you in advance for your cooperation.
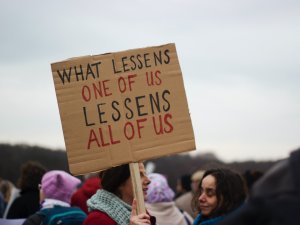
[51,43,195,175]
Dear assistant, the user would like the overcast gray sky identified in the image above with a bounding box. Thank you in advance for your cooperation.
[1,0,299,162]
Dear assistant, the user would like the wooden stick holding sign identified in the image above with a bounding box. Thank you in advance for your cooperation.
[129,162,146,214]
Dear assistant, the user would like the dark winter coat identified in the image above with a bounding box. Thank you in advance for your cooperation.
[7,189,40,219]
[218,149,300,225]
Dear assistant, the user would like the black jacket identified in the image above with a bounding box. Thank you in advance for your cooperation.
[7,189,40,219]
[219,149,300,225]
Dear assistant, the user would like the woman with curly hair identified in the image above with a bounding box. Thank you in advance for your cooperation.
[192,168,247,225]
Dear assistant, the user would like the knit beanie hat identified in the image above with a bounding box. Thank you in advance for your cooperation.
[41,170,81,204]
[146,173,175,203]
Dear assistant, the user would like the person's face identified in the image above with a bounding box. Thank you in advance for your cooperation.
[176,179,183,193]
[198,175,218,217]
[191,179,200,193]
[39,187,45,203]
[119,163,150,204]
[139,163,151,201]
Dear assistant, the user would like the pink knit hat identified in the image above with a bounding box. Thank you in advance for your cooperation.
[41,170,81,204]
[146,173,175,203]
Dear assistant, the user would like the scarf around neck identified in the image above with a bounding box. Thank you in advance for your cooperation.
[192,213,224,225]
[87,189,132,225]
[41,198,70,209]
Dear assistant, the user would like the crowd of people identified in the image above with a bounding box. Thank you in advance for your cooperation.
[0,148,299,225]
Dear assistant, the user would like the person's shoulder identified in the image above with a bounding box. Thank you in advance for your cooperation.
[9,195,22,205]
[23,213,43,225]
[175,191,193,204]
[15,190,39,203]
[252,150,300,198]
[84,211,117,225]
[182,210,194,223]
[6,197,24,218]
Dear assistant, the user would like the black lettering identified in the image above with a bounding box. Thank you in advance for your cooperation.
[164,49,170,64]
[83,107,95,126]
[74,65,84,81]
[162,90,171,111]
[111,101,121,122]
[135,95,147,116]
[124,98,134,119]
[91,61,101,78]
[97,103,107,124]
[122,56,130,72]
[136,54,143,69]
[57,68,72,85]
[86,63,96,79]
[130,55,137,70]
[149,92,160,114]
[154,51,162,66]
[112,59,121,73]
[144,53,151,68]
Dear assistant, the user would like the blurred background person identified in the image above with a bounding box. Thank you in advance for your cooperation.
[24,170,86,225]
[7,161,46,219]
[190,170,205,218]
[0,179,5,217]
[190,170,204,195]
[0,180,20,218]
[146,173,193,225]
[175,174,192,215]
[243,170,264,191]
[192,168,247,225]
[71,173,101,214]
[176,170,204,219]
[175,174,191,199]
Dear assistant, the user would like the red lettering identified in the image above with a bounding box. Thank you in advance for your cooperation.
[109,125,121,144]
[155,70,162,85]
[146,70,162,86]
[152,115,164,135]
[124,122,135,140]
[86,126,120,149]
[136,118,147,138]
[102,80,112,96]
[82,85,91,102]
[152,113,173,135]
[118,74,137,93]
[99,127,109,147]
[82,80,111,102]
[118,77,126,93]
[87,129,100,149]
[164,113,173,133]
[128,74,137,91]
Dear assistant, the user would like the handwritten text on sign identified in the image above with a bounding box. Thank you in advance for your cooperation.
[52,43,195,175]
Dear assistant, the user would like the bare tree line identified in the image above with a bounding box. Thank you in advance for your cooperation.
[0,143,278,190]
